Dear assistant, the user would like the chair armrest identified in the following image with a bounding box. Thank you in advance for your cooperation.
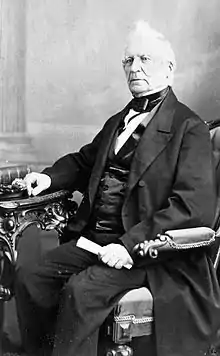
[133,227,216,259]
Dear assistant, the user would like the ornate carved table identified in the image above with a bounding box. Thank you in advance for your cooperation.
[0,190,72,299]
[0,190,73,352]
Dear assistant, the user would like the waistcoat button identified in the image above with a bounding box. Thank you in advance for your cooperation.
[138,180,145,187]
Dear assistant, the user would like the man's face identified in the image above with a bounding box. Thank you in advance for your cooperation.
[123,35,171,97]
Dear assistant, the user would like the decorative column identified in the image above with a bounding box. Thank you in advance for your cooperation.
[0,0,35,166]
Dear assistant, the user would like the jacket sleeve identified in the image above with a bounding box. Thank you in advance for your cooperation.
[120,119,217,256]
[42,128,104,193]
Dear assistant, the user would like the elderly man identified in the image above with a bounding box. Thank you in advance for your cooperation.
[15,21,220,356]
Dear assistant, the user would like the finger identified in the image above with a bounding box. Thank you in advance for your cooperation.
[31,185,44,196]
[97,252,102,261]
[98,251,107,261]
[25,179,34,196]
[24,173,37,183]
[127,256,134,265]
[106,260,116,268]
[98,247,114,259]
[98,247,107,258]
[26,182,33,196]
[114,260,123,269]
[24,174,36,196]
[100,254,111,265]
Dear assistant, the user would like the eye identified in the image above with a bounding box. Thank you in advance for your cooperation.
[140,55,152,64]
[122,57,133,66]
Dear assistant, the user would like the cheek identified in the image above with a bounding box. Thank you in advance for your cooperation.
[123,67,130,80]
[149,71,166,85]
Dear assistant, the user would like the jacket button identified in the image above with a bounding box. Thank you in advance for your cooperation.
[139,180,145,187]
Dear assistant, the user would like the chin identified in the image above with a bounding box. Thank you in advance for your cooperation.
[130,85,148,96]
[132,87,164,97]
[131,88,151,97]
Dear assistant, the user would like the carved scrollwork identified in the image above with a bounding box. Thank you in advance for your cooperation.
[0,190,73,300]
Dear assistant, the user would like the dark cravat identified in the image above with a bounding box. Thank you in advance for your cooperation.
[117,86,169,136]
[130,86,169,113]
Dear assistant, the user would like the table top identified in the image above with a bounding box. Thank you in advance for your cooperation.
[0,190,70,210]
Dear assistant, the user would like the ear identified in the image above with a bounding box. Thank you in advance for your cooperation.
[165,62,173,79]
[168,61,174,72]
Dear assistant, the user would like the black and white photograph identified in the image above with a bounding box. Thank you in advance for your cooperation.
[1,1,220,355]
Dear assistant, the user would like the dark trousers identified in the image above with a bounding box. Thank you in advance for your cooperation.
[14,239,147,356]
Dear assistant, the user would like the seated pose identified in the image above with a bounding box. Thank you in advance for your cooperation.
[15,20,220,356]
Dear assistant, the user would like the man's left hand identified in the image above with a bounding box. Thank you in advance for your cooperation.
[98,244,133,269]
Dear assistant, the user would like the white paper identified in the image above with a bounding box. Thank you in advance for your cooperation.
[76,236,132,269]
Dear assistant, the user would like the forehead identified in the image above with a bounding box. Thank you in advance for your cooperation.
[124,34,164,59]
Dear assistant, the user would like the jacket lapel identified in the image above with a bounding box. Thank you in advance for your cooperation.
[126,89,177,197]
[88,105,130,204]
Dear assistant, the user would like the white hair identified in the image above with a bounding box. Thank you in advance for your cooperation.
[125,20,176,73]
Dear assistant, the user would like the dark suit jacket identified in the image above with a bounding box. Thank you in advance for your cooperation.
[44,89,216,252]
[43,89,220,356]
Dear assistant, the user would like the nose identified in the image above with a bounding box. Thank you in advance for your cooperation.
[130,57,141,72]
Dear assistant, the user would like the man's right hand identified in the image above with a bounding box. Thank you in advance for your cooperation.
[24,172,52,196]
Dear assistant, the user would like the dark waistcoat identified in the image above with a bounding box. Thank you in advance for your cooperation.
[86,122,146,238]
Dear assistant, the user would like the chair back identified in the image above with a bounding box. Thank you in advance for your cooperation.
[207,119,220,268]
[0,165,31,185]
